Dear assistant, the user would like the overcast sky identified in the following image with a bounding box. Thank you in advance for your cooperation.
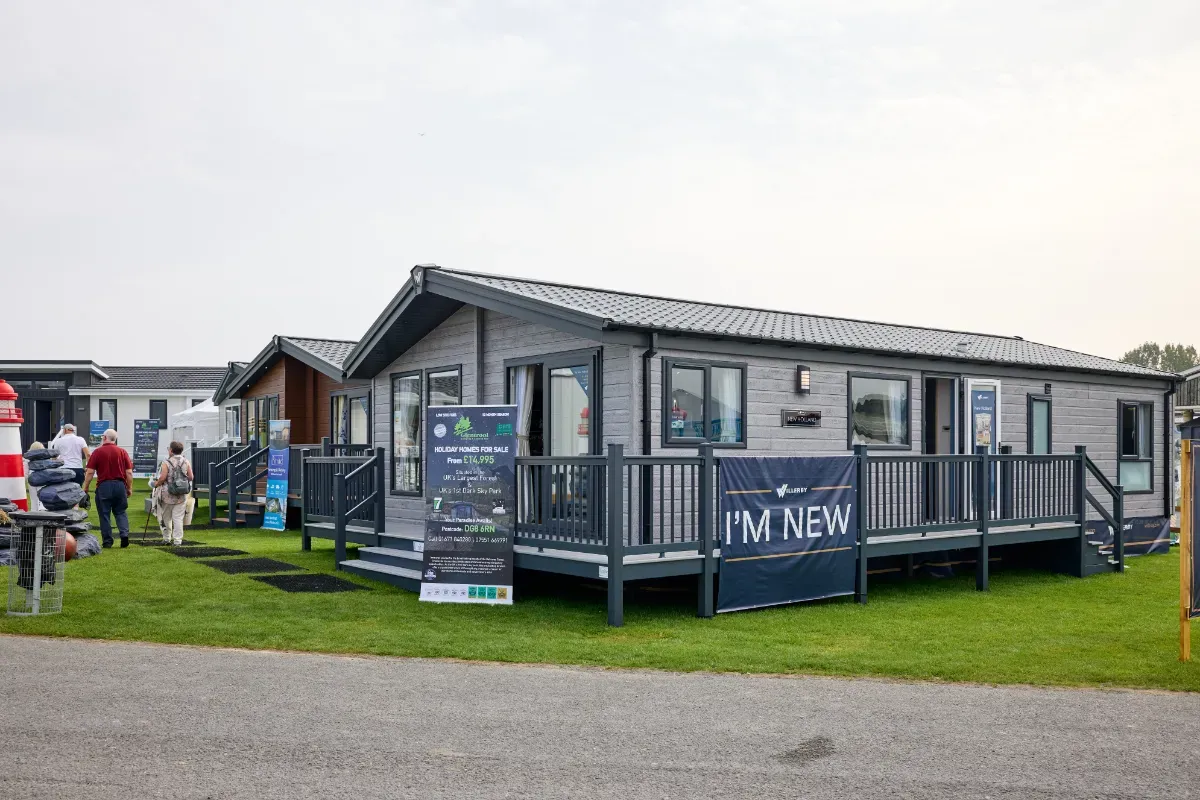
[3,1,1197,367]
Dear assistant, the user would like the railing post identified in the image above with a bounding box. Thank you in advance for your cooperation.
[1114,483,1125,572]
[229,451,240,528]
[999,444,1013,520]
[209,461,219,528]
[321,436,331,457]
[854,444,869,604]
[374,446,386,537]
[334,471,347,568]
[697,444,715,619]
[300,448,311,551]
[976,445,990,591]
[1075,445,1088,577]
[606,443,625,627]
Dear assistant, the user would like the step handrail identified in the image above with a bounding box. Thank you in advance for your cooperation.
[329,447,388,568]
[1080,449,1125,570]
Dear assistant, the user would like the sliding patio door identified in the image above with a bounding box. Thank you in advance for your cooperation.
[506,349,601,535]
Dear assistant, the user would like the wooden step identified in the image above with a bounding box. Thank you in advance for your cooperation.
[339,560,421,592]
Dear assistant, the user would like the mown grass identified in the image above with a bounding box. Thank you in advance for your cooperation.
[4,488,1199,691]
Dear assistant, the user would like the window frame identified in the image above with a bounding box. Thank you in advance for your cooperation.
[330,387,373,446]
[846,371,913,451]
[425,364,463,408]
[504,347,603,456]
[389,370,423,496]
[98,399,118,429]
[224,405,241,442]
[1027,393,1052,455]
[661,358,748,449]
[149,399,169,430]
[1117,399,1154,494]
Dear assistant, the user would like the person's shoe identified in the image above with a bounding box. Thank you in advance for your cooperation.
[119,537,129,548]
[102,540,113,549]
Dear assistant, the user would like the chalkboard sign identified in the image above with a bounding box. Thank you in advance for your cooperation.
[133,419,160,475]
[781,409,822,428]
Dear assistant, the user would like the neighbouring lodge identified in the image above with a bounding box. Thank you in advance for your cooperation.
[0,360,224,459]
[178,266,1184,623]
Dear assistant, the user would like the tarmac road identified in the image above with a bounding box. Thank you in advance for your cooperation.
[2,635,1198,799]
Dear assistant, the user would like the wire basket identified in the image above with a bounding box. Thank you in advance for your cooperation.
[6,512,67,616]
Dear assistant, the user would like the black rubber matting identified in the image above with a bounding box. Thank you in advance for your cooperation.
[171,547,249,559]
[251,574,368,593]
[134,539,206,547]
[198,557,305,575]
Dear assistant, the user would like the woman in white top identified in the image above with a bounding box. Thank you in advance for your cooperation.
[153,441,194,546]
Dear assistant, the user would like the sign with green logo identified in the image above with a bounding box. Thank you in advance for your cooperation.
[419,405,518,606]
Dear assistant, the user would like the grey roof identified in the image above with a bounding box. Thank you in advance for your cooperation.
[280,337,356,370]
[96,366,226,392]
[438,268,1174,379]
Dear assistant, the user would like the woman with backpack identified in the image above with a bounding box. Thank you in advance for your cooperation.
[154,441,194,546]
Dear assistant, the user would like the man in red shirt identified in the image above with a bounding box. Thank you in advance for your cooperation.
[81,428,134,548]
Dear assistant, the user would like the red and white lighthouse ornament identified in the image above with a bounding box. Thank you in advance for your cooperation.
[0,379,27,510]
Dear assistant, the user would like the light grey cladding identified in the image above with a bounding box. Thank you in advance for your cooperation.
[994,374,1166,519]
[371,306,629,527]
[645,347,923,458]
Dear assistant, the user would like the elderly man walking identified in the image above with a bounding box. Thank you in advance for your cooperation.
[50,423,91,485]
[81,429,134,548]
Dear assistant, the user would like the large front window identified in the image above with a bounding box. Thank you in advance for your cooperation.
[663,360,745,446]
[391,373,421,493]
[1118,401,1153,493]
[848,373,910,448]
[246,395,278,447]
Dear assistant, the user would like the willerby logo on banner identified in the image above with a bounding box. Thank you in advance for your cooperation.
[718,456,858,613]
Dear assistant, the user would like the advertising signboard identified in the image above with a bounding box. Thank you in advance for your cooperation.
[132,419,160,475]
[421,405,517,605]
[263,419,291,531]
[718,456,858,613]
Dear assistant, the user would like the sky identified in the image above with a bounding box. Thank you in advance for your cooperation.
[3,0,1197,367]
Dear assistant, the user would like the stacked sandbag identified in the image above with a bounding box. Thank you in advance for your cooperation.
[73,533,102,559]
[25,447,85,511]
[28,467,76,486]
[0,497,14,566]
[38,482,85,511]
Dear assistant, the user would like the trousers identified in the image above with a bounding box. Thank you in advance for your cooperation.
[162,501,186,545]
[96,480,129,545]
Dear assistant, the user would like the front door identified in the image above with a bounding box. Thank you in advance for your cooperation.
[923,376,959,521]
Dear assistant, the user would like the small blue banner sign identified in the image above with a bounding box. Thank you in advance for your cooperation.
[263,419,291,531]
[132,419,160,475]
[718,456,858,613]
[88,420,108,447]
[421,405,517,605]
[970,387,997,452]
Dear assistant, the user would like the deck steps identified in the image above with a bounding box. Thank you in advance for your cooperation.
[339,559,422,592]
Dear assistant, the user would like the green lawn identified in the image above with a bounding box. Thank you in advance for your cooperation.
[4,487,1199,691]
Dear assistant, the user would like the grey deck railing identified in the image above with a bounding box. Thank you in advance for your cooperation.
[300,448,385,562]
[298,442,1125,625]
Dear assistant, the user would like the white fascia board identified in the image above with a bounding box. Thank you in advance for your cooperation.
[67,389,215,397]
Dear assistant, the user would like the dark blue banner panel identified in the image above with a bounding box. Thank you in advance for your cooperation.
[1192,451,1200,619]
[718,456,857,613]
[1086,516,1170,557]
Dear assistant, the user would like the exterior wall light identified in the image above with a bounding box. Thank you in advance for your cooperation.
[796,365,811,394]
